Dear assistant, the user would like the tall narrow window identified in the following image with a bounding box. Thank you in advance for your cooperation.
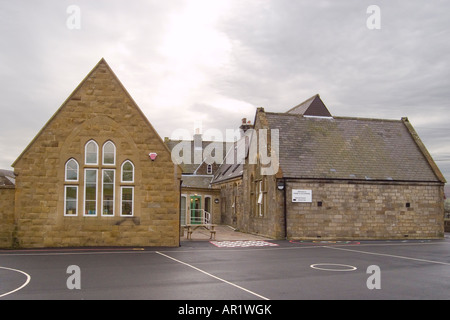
[257,180,264,217]
[180,195,187,226]
[64,186,78,216]
[65,159,79,181]
[121,160,134,182]
[84,169,98,216]
[121,187,134,216]
[250,175,255,216]
[85,140,98,165]
[103,141,116,165]
[205,196,211,214]
[207,164,212,174]
[102,169,115,216]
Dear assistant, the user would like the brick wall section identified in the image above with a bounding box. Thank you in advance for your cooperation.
[0,187,15,247]
[11,59,181,248]
[285,180,444,240]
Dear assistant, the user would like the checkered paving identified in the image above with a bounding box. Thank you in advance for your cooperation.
[210,240,279,248]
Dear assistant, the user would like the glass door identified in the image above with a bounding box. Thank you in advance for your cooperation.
[190,195,202,224]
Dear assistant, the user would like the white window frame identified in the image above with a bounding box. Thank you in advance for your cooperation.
[121,160,135,183]
[64,185,78,216]
[257,180,263,217]
[84,168,98,217]
[85,140,99,165]
[204,195,212,213]
[65,158,79,182]
[120,186,134,217]
[101,169,115,217]
[102,141,116,166]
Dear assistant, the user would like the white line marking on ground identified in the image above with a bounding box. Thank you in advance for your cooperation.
[325,246,450,266]
[155,251,270,300]
[0,266,31,298]
[310,263,357,272]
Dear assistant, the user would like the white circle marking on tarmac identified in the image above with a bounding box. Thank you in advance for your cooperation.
[0,266,31,298]
[310,263,357,272]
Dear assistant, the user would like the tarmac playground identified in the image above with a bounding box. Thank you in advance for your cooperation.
[0,226,449,300]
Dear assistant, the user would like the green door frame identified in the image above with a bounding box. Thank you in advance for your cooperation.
[190,195,202,224]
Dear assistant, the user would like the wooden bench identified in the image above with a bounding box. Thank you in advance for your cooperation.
[185,224,216,240]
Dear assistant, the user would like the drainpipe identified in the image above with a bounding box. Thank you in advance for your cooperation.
[179,179,183,247]
[283,178,287,240]
[277,178,288,240]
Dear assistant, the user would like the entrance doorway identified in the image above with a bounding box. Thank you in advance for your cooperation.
[190,195,202,224]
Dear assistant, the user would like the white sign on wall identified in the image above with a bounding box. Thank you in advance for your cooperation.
[292,189,312,203]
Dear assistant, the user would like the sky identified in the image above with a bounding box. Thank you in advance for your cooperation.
[0,0,449,182]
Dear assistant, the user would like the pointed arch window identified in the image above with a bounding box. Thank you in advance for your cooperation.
[102,141,116,165]
[85,140,98,165]
[65,158,79,182]
[64,158,79,216]
[120,160,134,217]
[121,160,134,183]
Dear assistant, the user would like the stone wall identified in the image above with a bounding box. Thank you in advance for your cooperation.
[0,187,15,248]
[11,59,181,248]
[285,180,444,240]
[218,179,243,228]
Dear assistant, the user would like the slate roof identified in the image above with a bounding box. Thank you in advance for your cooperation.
[0,169,15,188]
[212,135,248,184]
[181,175,214,189]
[212,162,244,185]
[266,113,443,182]
[286,94,332,117]
[165,139,229,174]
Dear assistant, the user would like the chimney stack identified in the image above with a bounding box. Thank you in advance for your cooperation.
[239,118,253,134]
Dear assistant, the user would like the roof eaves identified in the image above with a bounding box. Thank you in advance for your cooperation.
[401,117,446,183]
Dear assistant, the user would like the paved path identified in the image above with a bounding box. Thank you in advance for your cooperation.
[181,224,272,241]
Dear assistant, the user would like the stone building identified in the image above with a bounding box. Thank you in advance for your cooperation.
[1,59,181,248]
[215,95,446,240]
[165,133,227,227]
[0,170,15,247]
[211,120,252,227]
[1,60,446,247]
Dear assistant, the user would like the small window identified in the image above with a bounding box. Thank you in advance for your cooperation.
[64,186,78,216]
[207,164,212,174]
[85,140,98,165]
[121,187,134,216]
[65,159,79,181]
[121,160,134,183]
[103,141,116,165]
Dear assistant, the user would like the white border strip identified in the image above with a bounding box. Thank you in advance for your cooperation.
[0,266,31,298]
[156,251,269,300]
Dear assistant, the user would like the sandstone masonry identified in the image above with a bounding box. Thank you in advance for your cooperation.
[6,59,181,248]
